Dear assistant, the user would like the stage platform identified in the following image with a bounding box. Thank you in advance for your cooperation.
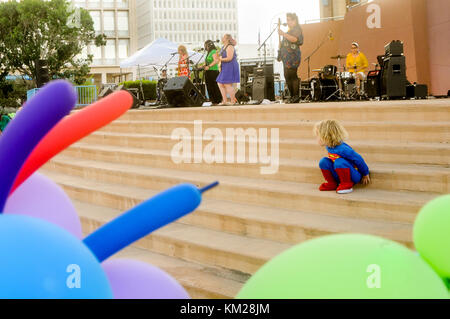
[41,98,449,299]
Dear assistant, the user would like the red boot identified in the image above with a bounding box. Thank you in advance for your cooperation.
[319,169,338,191]
[335,168,354,194]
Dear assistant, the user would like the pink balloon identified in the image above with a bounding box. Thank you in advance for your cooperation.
[102,259,190,299]
[4,173,82,239]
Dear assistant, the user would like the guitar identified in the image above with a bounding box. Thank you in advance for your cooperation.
[277,18,282,62]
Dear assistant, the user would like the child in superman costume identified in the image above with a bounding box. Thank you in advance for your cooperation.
[314,120,371,194]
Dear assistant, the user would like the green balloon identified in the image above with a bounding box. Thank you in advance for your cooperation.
[237,234,448,299]
[414,195,450,278]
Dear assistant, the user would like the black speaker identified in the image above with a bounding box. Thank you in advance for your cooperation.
[366,70,382,98]
[122,88,141,109]
[253,66,275,101]
[163,76,205,107]
[98,87,113,99]
[406,84,428,99]
[382,56,407,99]
[36,59,50,88]
[252,76,266,101]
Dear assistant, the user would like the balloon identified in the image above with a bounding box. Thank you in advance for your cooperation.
[237,234,448,299]
[4,173,82,239]
[11,90,134,194]
[102,259,190,299]
[84,182,219,262]
[0,214,112,299]
[0,80,77,211]
[413,195,450,278]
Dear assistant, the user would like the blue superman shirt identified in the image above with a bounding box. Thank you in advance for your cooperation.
[326,142,370,177]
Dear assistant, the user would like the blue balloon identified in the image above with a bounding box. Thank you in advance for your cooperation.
[84,183,205,262]
[0,215,113,299]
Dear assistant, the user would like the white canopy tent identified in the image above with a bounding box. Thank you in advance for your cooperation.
[120,38,205,69]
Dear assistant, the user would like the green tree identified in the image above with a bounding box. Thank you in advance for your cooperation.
[0,0,106,87]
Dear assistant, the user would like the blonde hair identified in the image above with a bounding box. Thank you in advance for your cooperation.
[223,34,237,46]
[178,45,188,55]
[314,120,349,148]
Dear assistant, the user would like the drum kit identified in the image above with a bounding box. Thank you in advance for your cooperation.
[304,55,367,102]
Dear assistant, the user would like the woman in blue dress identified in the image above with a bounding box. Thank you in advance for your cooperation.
[215,34,240,105]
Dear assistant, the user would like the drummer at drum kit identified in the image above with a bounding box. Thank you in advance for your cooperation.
[345,42,369,95]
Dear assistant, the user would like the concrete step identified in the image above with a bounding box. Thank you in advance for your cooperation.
[64,194,292,275]
[50,174,414,247]
[65,137,450,167]
[118,99,450,122]
[98,120,450,144]
[51,146,449,193]
[42,158,439,223]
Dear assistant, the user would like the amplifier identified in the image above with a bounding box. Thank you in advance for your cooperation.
[406,84,428,99]
[366,70,381,98]
[253,65,274,77]
[385,40,404,57]
[299,81,312,100]
[251,75,275,101]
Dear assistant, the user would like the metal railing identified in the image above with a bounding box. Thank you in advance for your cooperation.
[27,85,98,107]
[347,0,372,10]
[304,16,345,24]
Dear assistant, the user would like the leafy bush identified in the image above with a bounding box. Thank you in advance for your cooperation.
[120,80,157,101]
[0,78,33,113]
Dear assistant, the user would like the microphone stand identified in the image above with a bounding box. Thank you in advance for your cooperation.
[192,50,207,91]
[258,24,279,66]
[304,31,331,80]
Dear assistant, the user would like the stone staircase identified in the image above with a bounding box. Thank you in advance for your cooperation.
[41,99,450,299]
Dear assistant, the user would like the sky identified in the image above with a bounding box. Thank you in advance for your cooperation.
[238,0,321,45]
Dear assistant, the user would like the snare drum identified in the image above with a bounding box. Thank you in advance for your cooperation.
[339,72,354,81]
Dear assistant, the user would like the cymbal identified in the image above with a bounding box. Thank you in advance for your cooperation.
[331,55,346,59]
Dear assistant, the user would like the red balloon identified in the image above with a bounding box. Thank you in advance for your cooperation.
[11,91,133,194]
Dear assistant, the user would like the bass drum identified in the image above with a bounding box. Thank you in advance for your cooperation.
[310,78,339,101]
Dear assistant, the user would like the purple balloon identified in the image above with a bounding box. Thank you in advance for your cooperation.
[4,173,82,239]
[102,259,190,299]
[0,80,77,212]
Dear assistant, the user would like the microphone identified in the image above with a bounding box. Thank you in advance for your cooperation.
[275,23,288,27]
[170,52,178,55]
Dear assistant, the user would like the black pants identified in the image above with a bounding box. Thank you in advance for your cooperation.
[284,67,299,98]
[205,70,222,104]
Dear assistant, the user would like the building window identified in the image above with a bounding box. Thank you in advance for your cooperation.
[90,11,101,33]
[103,11,115,37]
[90,44,102,64]
[87,0,100,8]
[118,39,129,59]
[117,0,128,8]
[117,11,129,37]
[103,0,115,9]
[104,39,116,64]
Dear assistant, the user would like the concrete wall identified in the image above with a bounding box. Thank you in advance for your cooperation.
[427,0,450,96]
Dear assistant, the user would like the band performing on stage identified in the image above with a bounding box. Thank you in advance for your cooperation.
[154,12,426,108]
